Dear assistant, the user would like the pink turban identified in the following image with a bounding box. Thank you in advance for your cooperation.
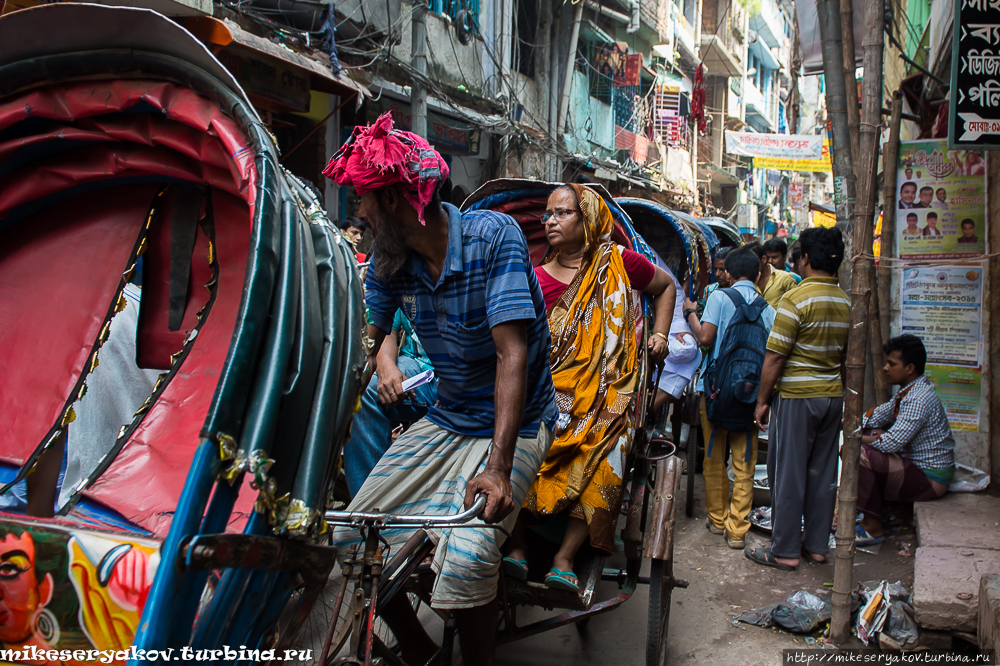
[322,112,449,225]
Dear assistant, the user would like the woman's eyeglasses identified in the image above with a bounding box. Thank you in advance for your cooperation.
[540,208,580,223]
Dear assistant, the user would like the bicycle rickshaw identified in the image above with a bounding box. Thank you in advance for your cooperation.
[0,4,367,660]
[298,181,697,665]
[463,180,691,664]
[616,200,743,518]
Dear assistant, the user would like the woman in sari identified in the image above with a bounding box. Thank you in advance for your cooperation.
[505,184,676,592]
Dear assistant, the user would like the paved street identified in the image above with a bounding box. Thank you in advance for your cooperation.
[494,475,914,665]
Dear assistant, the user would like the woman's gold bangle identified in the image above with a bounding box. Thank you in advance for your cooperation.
[652,331,669,342]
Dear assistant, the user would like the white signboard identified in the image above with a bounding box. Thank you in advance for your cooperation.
[724,131,824,159]
[900,265,983,366]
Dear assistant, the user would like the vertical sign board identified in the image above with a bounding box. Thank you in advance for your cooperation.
[949,0,1000,149]
[896,140,987,430]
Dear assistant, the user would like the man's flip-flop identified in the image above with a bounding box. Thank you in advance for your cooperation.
[544,568,579,592]
[801,549,827,565]
[744,546,797,571]
[502,557,528,581]
[855,525,885,546]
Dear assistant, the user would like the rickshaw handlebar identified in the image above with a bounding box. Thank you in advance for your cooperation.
[324,494,488,530]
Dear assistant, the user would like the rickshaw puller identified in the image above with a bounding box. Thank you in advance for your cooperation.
[325,114,557,666]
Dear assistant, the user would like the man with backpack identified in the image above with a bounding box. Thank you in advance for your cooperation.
[748,227,850,570]
[683,247,775,549]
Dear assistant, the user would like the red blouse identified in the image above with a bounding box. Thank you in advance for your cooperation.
[535,248,656,310]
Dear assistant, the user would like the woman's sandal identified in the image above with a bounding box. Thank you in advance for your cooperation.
[502,557,528,581]
[544,568,580,592]
[744,546,797,571]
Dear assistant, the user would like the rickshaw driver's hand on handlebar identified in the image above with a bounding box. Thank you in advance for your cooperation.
[464,320,529,524]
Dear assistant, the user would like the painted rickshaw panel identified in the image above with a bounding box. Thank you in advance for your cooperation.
[0,5,365,660]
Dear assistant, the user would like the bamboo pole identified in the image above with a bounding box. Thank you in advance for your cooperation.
[839,0,861,293]
[816,0,856,234]
[869,268,891,404]
[830,0,884,643]
[870,93,905,406]
[842,0,861,171]
[878,93,904,349]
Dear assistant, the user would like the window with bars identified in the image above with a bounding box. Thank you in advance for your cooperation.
[583,41,619,104]
[429,0,480,28]
[514,0,538,78]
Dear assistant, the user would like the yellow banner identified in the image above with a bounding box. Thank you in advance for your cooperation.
[813,211,837,227]
[754,140,832,172]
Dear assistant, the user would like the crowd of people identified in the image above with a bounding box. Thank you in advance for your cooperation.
[327,114,958,664]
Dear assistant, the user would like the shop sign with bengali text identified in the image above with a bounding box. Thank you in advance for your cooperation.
[895,140,986,261]
[370,99,481,156]
[221,52,310,112]
[949,0,1000,148]
[812,210,837,227]
[753,140,832,172]
[724,131,823,159]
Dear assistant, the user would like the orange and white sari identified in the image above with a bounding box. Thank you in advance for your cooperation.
[522,184,638,554]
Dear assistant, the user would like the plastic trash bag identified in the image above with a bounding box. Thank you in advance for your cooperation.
[771,591,832,633]
[738,591,832,634]
[881,600,919,649]
[787,590,827,612]
[949,463,990,492]
[738,603,780,627]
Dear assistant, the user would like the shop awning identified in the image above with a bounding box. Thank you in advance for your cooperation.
[794,0,864,75]
[180,17,369,103]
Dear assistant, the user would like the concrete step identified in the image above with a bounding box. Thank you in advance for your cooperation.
[915,493,1000,551]
[980,574,1000,653]
[914,547,1000,632]
[913,493,1000,633]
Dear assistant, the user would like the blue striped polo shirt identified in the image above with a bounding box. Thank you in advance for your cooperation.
[365,203,557,438]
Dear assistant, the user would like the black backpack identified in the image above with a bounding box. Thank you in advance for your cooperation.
[703,288,770,433]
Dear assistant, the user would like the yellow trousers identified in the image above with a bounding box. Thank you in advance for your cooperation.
[700,401,759,540]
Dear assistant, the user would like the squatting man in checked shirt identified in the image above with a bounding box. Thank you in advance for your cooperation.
[324,114,557,666]
[855,334,955,545]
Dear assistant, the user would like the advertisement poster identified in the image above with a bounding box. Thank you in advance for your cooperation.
[895,140,986,260]
[926,365,982,431]
[900,266,983,366]
[788,182,804,208]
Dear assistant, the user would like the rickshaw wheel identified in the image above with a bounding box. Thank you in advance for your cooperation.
[645,558,673,666]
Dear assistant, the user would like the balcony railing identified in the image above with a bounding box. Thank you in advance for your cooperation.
[749,0,785,48]
[721,4,747,63]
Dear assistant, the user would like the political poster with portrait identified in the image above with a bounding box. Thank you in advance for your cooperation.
[895,140,986,260]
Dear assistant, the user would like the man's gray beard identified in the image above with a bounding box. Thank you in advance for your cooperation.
[369,212,409,279]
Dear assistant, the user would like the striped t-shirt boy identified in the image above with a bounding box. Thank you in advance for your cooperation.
[766,277,851,397]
